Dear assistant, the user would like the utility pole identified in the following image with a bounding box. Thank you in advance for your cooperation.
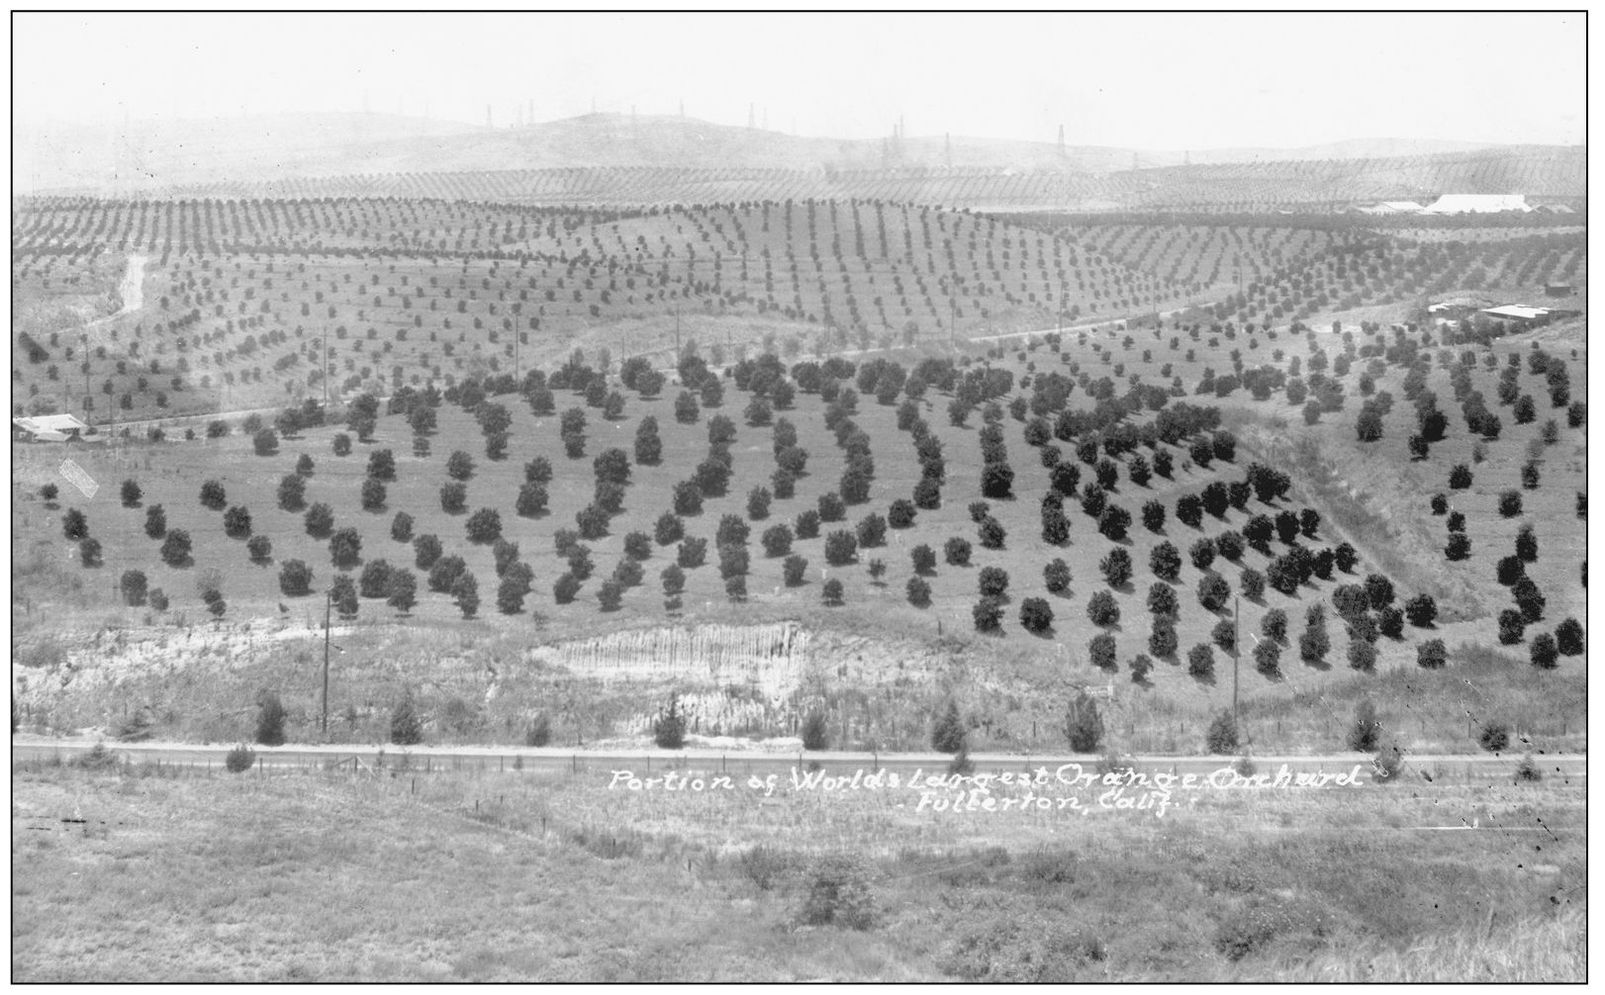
[1232,596,1241,731]
[321,589,332,736]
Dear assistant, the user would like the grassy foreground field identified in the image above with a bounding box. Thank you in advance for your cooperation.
[11,757,1582,982]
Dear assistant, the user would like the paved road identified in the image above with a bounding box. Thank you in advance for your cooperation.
[11,739,1583,782]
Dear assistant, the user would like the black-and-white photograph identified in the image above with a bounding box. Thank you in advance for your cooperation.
[10,11,1586,982]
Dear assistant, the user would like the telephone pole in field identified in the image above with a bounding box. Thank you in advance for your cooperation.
[321,589,332,736]
[1232,596,1241,731]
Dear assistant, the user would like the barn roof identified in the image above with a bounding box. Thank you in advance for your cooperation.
[12,413,89,434]
[1421,194,1531,214]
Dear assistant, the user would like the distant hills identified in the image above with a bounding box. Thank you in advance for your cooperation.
[13,111,1585,209]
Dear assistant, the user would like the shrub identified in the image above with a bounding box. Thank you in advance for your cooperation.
[1515,754,1543,783]
[329,527,362,569]
[1530,632,1559,669]
[977,516,1006,550]
[677,537,707,569]
[278,559,312,596]
[801,710,830,751]
[597,579,624,611]
[978,566,1009,598]
[144,504,167,539]
[1148,619,1179,658]
[945,537,972,566]
[1197,573,1230,612]
[1206,710,1239,754]
[1555,618,1584,656]
[199,479,227,511]
[818,492,847,522]
[1097,505,1132,541]
[1129,653,1153,683]
[906,576,932,607]
[912,544,937,576]
[1299,618,1330,663]
[1211,618,1236,653]
[224,745,256,773]
[824,530,859,566]
[1403,593,1437,627]
[1187,643,1215,678]
[1347,639,1377,671]
[332,433,352,456]
[389,694,424,745]
[1253,639,1281,675]
[718,543,750,580]
[1478,721,1509,753]
[1149,542,1182,582]
[1086,590,1120,627]
[797,855,879,931]
[1044,558,1071,593]
[1445,533,1471,561]
[931,701,967,753]
[1146,582,1178,618]
[794,509,821,540]
[822,578,845,606]
[856,513,888,548]
[1064,693,1104,751]
[660,564,686,596]
[439,481,467,514]
[1240,568,1265,601]
[1020,597,1053,633]
[255,692,288,746]
[1188,538,1217,572]
[465,508,503,544]
[1417,638,1447,669]
[1448,464,1472,489]
[1141,500,1166,533]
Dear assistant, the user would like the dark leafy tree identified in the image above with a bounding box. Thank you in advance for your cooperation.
[945,537,972,566]
[1101,547,1132,588]
[413,533,443,571]
[824,530,859,566]
[1150,542,1182,582]
[1087,589,1120,627]
[978,516,1006,550]
[279,559,313,596]
[1147,582,1178,618]
[465,508,503,544]
[822,578,845,606]
[1262,608,1288,643]
[1417,638,1447,669]
[1044,558,1071,593]
[1197,573,1230,612]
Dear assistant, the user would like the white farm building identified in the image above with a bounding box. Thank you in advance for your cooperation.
[1420,194,1531,215]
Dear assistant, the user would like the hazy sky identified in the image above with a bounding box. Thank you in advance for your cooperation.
[12,11,1586,149]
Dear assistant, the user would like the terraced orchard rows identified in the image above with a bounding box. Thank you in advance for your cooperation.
[25,318,1582,718]
[14,199,1197,420]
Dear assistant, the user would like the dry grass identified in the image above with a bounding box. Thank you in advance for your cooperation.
[11,759,1582,982]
